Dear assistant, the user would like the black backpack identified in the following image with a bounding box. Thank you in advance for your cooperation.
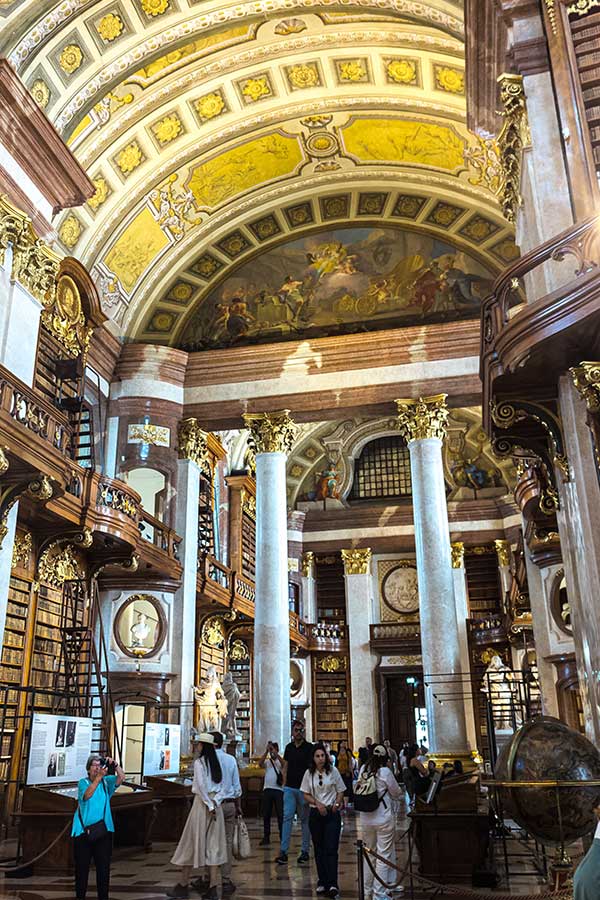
[353,769,387,812]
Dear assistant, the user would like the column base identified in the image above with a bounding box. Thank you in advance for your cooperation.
[427,750,480,773]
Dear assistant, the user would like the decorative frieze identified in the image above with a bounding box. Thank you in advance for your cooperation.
[341,547,372,576]
[243,409,297,455]
[395,393,449,442]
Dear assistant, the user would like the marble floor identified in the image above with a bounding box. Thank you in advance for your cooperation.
[0,805,556,900]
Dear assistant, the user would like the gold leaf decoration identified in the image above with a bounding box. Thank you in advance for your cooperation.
[59,44,83,74]
[435,65,464,94]
[140,0,169,14]
[38,544,84,588]
[195,91,225,120]
[341,548,372,575]
[88,176,109,212]
[31,80,50,108]
[97,13,124,41]
[338,60,367,82]
[241,76,271,102]
[152,114,182,144]
[12,531,32,569]
[287,63,320,89]
[396,394,449,442]
[59,215,82,249]
[116,142,143,174]
[274,18,306,34]
[386,59,417,85]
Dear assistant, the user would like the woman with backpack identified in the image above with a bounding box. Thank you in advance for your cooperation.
[300,742,346,898]
[355,744,403,900]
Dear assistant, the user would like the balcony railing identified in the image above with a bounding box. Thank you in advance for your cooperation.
[0,367,72,458]
[369,622,421,652]
[139,511,181,562]
[308,621,347,652]
[96,478,140,522]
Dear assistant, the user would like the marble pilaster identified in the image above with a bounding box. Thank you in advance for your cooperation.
[396,395,468,753]
[494,540,512,603]
[244,410,297,753]
[522,549,560,719]
[342,549,377,748]
[451,542,478,752]
[301,552,317,623]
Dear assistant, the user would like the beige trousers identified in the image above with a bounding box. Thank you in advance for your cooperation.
[221,800,237,883]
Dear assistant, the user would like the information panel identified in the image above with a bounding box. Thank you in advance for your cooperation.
[27,713,94,785]
[143,723,181,776]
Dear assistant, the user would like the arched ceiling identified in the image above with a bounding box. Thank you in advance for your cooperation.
[0,1,518,347]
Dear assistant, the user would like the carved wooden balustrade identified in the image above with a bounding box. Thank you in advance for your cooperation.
[138,510,182,567]
[467,616,506,647]
[480,214,600,428]
[308,621,348,653]
[369,622,421,654]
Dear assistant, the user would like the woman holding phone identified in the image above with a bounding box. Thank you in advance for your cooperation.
[71,754,125,900]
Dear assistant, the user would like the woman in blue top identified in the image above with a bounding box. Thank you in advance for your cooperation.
[71,754,125,900]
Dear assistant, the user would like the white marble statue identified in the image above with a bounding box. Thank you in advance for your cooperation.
[481,653,519,730]
[221,672,241,740]
[130,613,151,649]
[193,665,228,733]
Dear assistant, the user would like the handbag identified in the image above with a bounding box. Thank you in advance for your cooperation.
[78,780,109,843]
[270,757,283,787]
[232,816,251,860]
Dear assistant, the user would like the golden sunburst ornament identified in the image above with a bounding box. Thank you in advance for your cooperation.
[242,77,271,102]
[195,92,225,120]
[435,66,464,94]
[59,44,83,74]
[97,13,124,41]
[387,59,417,84]
[116,142,143,174]
[153,114,182,144]
[288,64,319,89]
[140,0,169,14]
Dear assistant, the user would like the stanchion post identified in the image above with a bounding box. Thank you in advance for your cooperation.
[356,839,365,900]
[407,819,415,900]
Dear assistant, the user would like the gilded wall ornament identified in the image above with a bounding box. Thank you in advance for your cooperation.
[341,548,372,576]
[116,142,143,175]
[241,76,271,103]
[274,18,307,34]
[465,136,503,196]
[59,44,83,74]
[97,13,124,41]
[243,410,297,455]
[152,114,182,145]
[177,417,210,474]
[569,0,600,13]
[140,0,169,14]
[229,638,249,661]
[451,541,465,569]
[497,74,529,224]
[301,551,315,578]
[201,616,226,648]
[11,530,32,569]
[494,539,510,568]
[395,394,449,443]
[38,544,84,588]
[317,655,346,672]
[241,490,256,521]
[88,176,109,212]
[31,79,50,108]
[41,274,92,359]
[386,59,417,85]
[58,215,82,249]
[337,60,367,82]
[287,63,320,89]
[195,92,226,121]
[434,65,464,94]
[570,362,600,412]
[128,423,170,446]
[0,447,8,476]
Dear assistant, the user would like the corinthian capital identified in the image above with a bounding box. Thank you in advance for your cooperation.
[177,417,210,474]
[341,548,372,576]
[395,394,449,442]
[570,361,600,412]
[243,410,297,455]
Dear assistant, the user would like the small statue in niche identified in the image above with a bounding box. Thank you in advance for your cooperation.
[221,672,241,740]
[193,665,228,733]
[314,460,341,500]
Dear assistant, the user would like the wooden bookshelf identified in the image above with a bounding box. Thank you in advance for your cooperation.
[228,659,251,749]
[312,656,350,746]
[315,554,346,624]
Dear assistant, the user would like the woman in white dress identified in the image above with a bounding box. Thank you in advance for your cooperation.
[167,733,227,900]
[358,744,403,900]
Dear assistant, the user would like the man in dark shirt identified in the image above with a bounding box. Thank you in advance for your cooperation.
[275,720,313,865]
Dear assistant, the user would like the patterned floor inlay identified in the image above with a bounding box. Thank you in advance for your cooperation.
[0,804,553,899]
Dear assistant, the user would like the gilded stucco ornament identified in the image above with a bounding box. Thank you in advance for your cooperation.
[59,44,83,74]
[11,530,32,569]
[568,0,600,13]
[494,539,511,568]
[338,61,367,82]
[395,394,449,442]
[496,74,530,224]
[88,177,109,212]
[195,92,225,121]
[341,548,372,576]
[543,0,558,33]
[301,551,315,578]
[287,63,320,89]
[97,13,124,41]
[317,655,346,672]
[140,0,169,15]
[177,418,211,475]
[38,544,84,588]
[0,447,8,477]
[201,615,225,648]
[153,114,182,145]
[386,59,417,84]
[451,541,464,569]
[570,362,600,412]
[42,274,93,359]
[241,489,256,521]
[31,79,50,108]
[229,638,249,661]
[243,410,297,456]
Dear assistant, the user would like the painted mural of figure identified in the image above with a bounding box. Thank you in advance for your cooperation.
[226,298,254,342]
[193,666,228,733]
[314,461,341,500]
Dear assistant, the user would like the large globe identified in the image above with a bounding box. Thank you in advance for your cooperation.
[494,716,600,845]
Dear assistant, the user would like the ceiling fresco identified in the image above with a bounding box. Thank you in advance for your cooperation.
[178,225,495,350]
[0,1,517,348]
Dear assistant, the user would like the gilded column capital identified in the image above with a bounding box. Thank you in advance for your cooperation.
[451,541,464,569]
[494,539,511,568]
[395,394,449,443]
[570,361,600,412]
[301,551,315,578]
[243,409,297,456]
[0,447,8,477]
[341,548,372,576]
[177,417,210,475]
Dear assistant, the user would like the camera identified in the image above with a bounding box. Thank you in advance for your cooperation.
[100,757,117,776]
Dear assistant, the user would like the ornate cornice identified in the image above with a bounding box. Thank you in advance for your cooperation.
[341,547,372,576]
[243,410,297,456]
[494,538,511,567]
[570,361,600,412]
[451,541,465,568]
[301,550,315,578]
[177,417,210,475]
[395,393,449,442]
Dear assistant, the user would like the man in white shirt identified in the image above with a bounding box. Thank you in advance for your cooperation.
[211,732,242,895]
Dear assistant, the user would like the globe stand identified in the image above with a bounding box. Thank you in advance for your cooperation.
[549,847,572,890]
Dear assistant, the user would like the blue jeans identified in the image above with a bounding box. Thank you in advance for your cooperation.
[280,786,310,854]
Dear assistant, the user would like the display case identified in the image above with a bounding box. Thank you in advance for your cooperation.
[19,782,158,872]
[145,775,192,840]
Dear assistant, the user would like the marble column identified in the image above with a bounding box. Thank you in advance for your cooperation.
[554,369,600,742]
[522,549,560,719]
[342,549,377,747]
[172,419,204,745]
[396,395,468,754]
[494,540,512,611]
[451,542,478,752]
[244,410,297,753]
[301,551,317,624]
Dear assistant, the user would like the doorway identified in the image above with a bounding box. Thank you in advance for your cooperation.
[379,668,425,749]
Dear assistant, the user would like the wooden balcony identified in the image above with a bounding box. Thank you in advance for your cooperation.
[307,622,348,653]
[369,622,421,654]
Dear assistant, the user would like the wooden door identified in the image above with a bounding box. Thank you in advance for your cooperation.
[385,672,424,749]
